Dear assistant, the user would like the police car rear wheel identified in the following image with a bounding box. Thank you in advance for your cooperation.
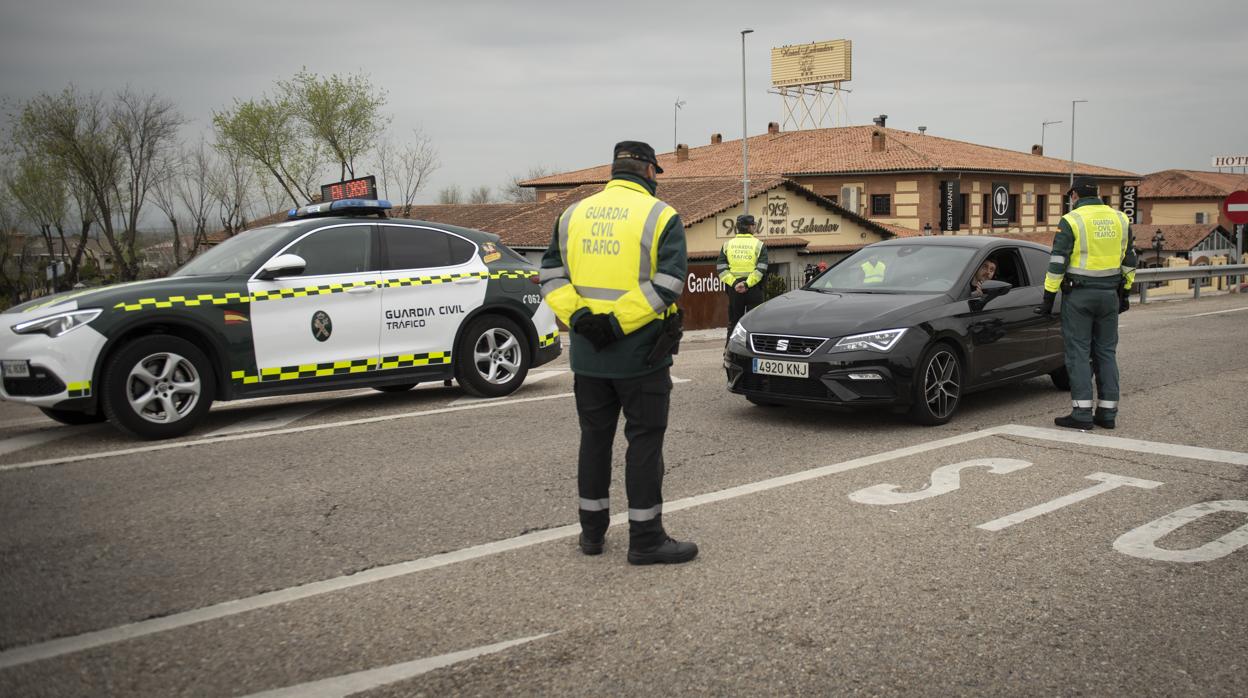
[456,315,530,398]
[102,335,216,440]
[39,407,108,425]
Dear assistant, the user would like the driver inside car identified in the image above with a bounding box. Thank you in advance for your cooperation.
[970,259,997,297]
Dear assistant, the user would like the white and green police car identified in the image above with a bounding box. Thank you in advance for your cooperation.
[0,195,561,439]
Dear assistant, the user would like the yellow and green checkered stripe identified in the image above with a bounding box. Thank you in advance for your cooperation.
[114,270,536,312]
[539,331,559,348]
[66,380,91,398]
[230,352,451,385]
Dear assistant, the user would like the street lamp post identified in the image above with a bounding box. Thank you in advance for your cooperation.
[1070,100,1087,189]
[923,222,933,236]
[673,97,686,151]
[1152,230,1166,268]
[1041,119,1062,154]
[741,29,754,216]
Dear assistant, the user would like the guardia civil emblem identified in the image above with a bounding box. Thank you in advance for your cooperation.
[311,311,333,342]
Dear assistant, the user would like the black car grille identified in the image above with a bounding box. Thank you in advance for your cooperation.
[5,373,65,397]
[750,333,826,357]
[741,373,830,399]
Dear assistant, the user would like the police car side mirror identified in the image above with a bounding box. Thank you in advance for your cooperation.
[258,254,307,280]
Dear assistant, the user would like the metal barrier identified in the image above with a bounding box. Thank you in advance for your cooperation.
[1135,264,1248,303]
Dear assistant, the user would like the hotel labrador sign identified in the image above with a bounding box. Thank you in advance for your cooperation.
[717,191,841,238]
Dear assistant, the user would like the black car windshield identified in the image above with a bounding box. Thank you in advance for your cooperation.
[172,226,288,277]
[810,244,978,294]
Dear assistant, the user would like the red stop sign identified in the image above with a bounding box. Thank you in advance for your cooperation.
[1224,190,1248,225]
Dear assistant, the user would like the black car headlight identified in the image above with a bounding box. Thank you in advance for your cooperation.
[827,328,908,354]
[728,323,748,349]
[12,308,102,338]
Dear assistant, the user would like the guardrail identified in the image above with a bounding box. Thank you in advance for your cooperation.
[1135,264,1248,303]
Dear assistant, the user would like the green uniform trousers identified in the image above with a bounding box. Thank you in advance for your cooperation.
[1060,286,1120,422]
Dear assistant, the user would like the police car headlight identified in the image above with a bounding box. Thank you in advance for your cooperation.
[12,308,102,338]
[729,323,748,349]
[828,328,908,353]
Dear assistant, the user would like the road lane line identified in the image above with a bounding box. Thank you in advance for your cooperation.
[449,370,567,406]
[0,425,1009,670]
[3,424,1241,670]
[976,472,1163,531]
[1185,306,1248,318]
[0,391,575,474]
[205,401,345,437]
[242,633,553,698]
[0,425,99,457]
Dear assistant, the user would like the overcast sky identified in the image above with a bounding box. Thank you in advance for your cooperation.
[2,0,1246,205]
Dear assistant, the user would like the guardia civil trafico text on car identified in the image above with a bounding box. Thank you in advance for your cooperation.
[0,176,561,438]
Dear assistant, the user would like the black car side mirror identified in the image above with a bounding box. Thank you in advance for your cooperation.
[970,279,1012,310]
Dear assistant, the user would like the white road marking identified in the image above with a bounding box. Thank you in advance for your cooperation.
[672,375,691,384]
[242,633,553,698]
[0,416,58,431]
[205,401,345,437]
[2,424,1243,670]
[1114,500,1248,563]
[450,370,567,406]
[976,472,1163,532]
[1185,306,1248,319]
[0,425,98,457]
[848,458,1032,505]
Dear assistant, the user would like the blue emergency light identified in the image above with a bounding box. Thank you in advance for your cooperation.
[288,198,393,220]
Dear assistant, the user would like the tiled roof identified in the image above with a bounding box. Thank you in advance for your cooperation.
[524,125,1136,187]
[801,243,871,254]
[1137,224,1230,252]
[877,223,924,238]
[1136,170,1248,199]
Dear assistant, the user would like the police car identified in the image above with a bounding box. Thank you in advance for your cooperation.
[0,178,561,439]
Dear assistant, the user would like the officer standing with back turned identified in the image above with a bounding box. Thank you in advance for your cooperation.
[716,214,768,339]
[1038,176,1137,430]
[540,141,697,565]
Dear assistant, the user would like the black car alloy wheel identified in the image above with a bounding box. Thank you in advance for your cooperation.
[910,344,961,425]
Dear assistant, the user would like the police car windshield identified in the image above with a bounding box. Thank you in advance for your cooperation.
[172,226,288,277]
[809,245,977,294]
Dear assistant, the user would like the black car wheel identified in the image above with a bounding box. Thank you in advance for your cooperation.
[39,407,107,426]
[1050,366,1071,391]
[373,383,419,393]
[102,335,216,440]
[455,314,530,398]
[908,343,962,426]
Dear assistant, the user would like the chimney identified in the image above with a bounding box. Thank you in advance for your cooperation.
[1031,144,1044,156]
[710,133,722,145]
[918,126,927,135]
[676,144,689,162]
[767,122,780,134]
[871,129,886,153]
[872,114,888,128]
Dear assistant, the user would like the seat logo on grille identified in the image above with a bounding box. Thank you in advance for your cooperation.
[776,339,789,351]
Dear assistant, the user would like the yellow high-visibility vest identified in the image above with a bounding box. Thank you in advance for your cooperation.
[543,179,680,334]
[1062,204,1130,277]
[861,260,886,284]
[718,234,766,288]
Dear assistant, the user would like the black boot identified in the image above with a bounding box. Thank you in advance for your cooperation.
[627,537,698,565]
[1054,414,1093,430]
[1093,411,1116,430]
[578,532,604,556]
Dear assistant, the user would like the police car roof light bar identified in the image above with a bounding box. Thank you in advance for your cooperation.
[287,199,393,220]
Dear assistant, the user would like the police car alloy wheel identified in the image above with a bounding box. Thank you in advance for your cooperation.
[102,335,216,439]
[455,314,530,398]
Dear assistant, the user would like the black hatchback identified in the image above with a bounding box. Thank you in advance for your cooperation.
[724,236,1069,425]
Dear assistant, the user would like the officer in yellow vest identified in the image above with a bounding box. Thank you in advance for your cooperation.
[1037,176,1137,430]
[860,253,886,284]
[540,141,697,565]
[716,214,768,338]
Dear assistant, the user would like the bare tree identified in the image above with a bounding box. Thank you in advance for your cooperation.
[110,88,185,280]
[394,129,439,215]
[372,134,394,202]
[499,166,550,203]
[468,185,493,205]
[208,142,253,237]
[150,151,186,265]
[437,184,462,205]
[176,140,215,258]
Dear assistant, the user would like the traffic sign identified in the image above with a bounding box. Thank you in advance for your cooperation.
[1223,190,1248,225]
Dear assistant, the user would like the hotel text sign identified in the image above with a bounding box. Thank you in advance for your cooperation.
[771,40,853,87]
[1212,155,1248,168]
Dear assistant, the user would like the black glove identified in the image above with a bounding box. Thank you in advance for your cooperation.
[573,313,618,351]
[1034,291,1056,316]
[1118,286,1130,314]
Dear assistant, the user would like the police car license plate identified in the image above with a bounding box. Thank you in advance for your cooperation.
[752,358,808,378]
[1,360,30,378]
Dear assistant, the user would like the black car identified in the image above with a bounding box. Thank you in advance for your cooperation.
[724,236,1068,424]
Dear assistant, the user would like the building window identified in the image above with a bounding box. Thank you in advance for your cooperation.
[959,193,969,225]
[1195,212,1208,224]
[1009,195,1019,224]
[982,194,991,225]
[870,194,891,216]
[1036,194,1047,223]
[827,194,839,205]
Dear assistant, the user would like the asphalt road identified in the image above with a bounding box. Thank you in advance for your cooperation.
[1,294,1246,696]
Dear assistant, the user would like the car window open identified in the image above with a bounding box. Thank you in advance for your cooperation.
[809,245,978,294]
[173,226,287,277]
[285,225,373,276]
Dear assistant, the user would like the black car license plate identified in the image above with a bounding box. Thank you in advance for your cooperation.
[752,358,808,378]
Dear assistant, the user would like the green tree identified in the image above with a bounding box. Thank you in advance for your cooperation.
[281,69,389,181]
[212,95,318,207]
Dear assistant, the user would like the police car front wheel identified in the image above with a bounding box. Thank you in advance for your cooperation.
[102,335,216,440]
[455,314,530,398]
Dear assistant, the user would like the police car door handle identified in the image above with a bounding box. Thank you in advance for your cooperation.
[453,276,481,284]
[346,285,376,295]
